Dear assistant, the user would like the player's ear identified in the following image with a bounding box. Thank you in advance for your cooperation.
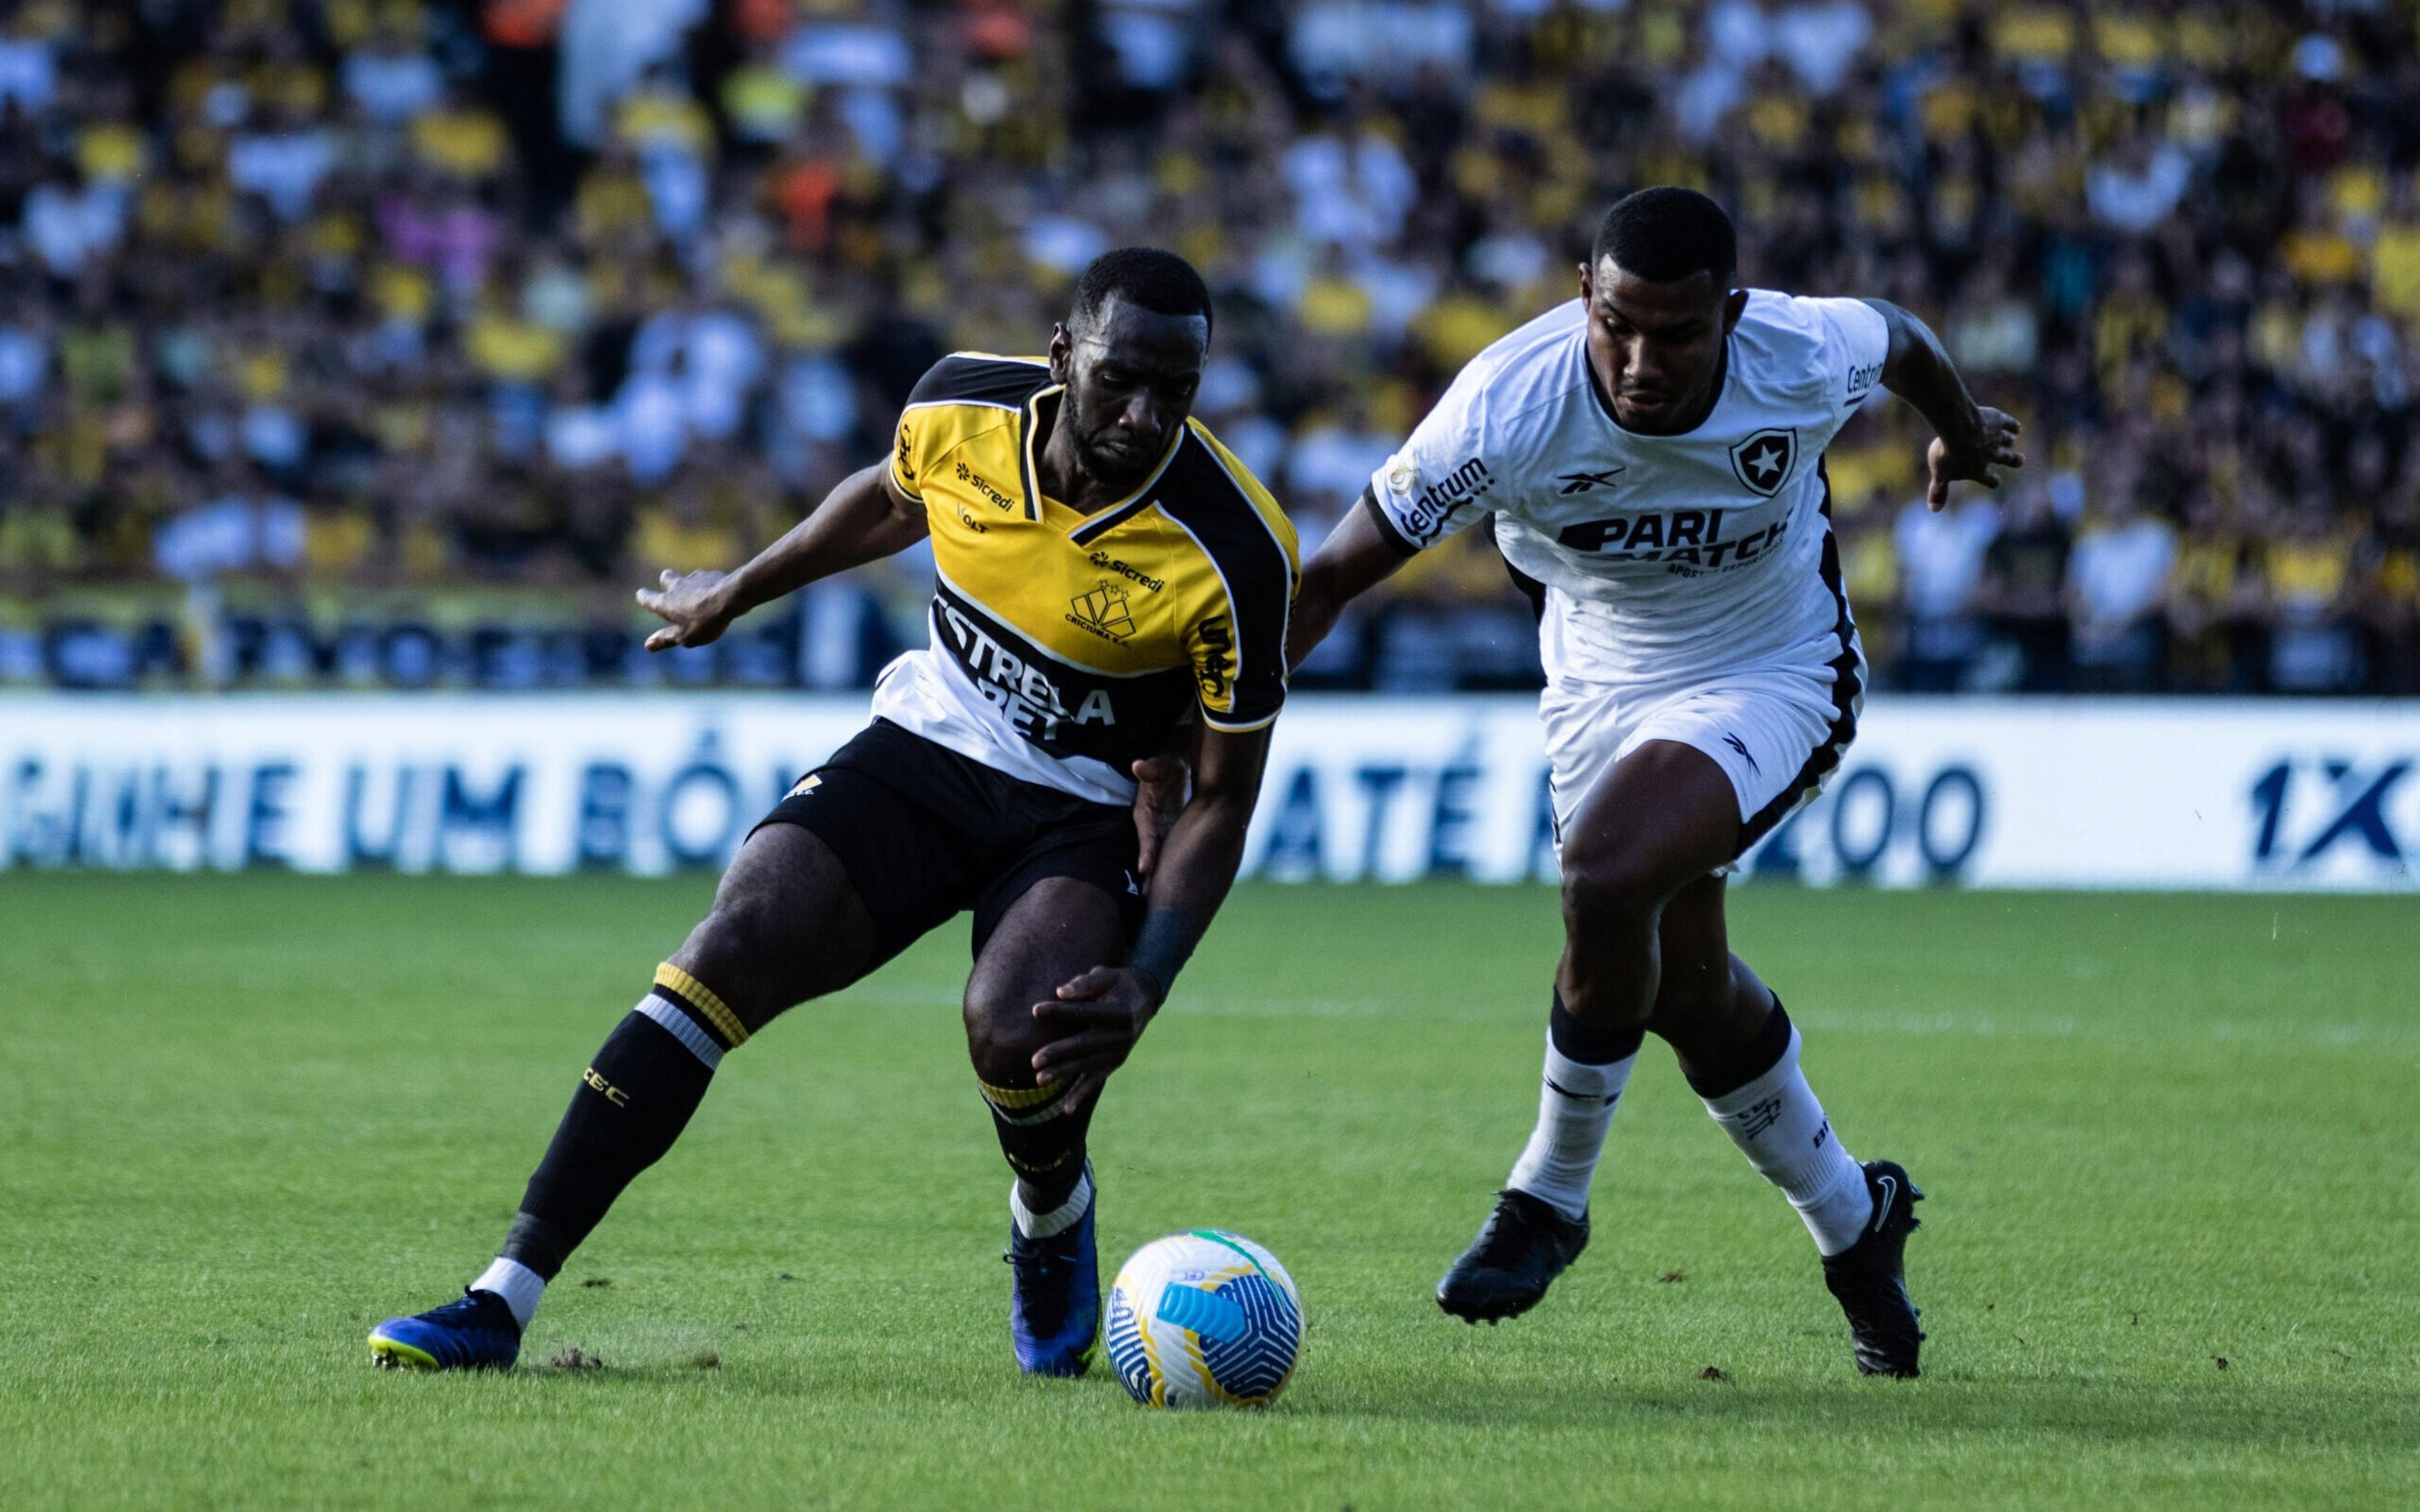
[1049,323,1073,382]
[1577,261,1596,307]
[1721,286,1749,334]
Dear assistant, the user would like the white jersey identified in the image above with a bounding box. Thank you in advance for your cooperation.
[1368,290,1889,688]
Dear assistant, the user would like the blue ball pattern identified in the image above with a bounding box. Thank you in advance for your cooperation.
[1196,1273,1300,1402]
[1104,1284,1155,1404]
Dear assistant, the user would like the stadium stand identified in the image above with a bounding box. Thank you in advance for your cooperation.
[1,0,2415,694]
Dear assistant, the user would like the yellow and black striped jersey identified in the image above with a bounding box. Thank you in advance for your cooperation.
[869,352,1300,805]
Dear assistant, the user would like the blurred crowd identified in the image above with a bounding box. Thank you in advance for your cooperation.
[3,0,2417,694]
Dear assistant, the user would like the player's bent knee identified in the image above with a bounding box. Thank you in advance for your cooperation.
[669,902,798,1031]
[1558,848,1680,929]
[960,983,1049,1084]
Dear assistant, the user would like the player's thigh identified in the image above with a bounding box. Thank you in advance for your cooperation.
[1558,738,1743,924]
[961,875,1133,1075]
[667,823,880,1032]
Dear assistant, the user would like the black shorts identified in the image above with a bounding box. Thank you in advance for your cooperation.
[754,718,1144,965]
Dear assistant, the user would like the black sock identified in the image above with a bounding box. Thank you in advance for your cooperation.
[1549,990,1647,1065]
[1681,997,1795,1101]
[502,1006,721,1280]
[980,1079,1096,1215]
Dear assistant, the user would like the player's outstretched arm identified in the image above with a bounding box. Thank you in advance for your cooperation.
[637,462,930,651]
[1860,299,2026,512]
[1288,490,1413,669]
[1032,723,1274,1111]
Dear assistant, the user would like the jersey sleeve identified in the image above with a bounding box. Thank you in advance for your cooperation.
[1189,573,1291,731]
[1181,434,1300,733]
[889,381,938,500]
[1366,362,1499,553]
[1795,296,1892,433]
[890,353,1047,501]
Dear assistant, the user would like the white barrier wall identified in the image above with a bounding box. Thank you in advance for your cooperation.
[1,694,2414,890]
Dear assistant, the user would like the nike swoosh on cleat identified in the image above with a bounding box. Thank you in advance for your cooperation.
[1872,1174,1898,1232]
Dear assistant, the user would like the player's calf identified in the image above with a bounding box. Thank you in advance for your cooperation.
[968,994,1102,1375]
[1684,1000,1874,1258]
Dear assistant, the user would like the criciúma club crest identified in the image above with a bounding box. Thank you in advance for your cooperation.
[1067,579,1138,642]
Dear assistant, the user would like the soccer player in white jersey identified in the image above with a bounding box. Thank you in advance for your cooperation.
[1289,187,2024,1377]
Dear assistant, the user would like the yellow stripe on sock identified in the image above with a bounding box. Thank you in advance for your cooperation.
[654,963,750,1048]
[978,1079,1064,1111]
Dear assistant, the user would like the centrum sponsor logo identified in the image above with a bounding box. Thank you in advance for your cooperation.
[1087,550,1165,592]
[1393,455,1492,542]
[955,460,1019,512]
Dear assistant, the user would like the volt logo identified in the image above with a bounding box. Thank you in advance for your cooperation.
[2249,759,2412,866]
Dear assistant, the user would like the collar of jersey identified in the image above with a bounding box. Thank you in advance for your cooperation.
[1018,383,1187,533]
[1586,329,1736,440]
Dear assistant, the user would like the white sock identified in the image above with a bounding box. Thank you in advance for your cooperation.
[471,1256,546,1331]
[1011,1166,1093,1239]
[1506,1036,1636,1222]
[1698,1023,1872,1255]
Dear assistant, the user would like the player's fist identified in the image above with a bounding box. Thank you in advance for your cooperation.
[1925,406,2025,511]
[1030,966,1163,1113]
[637,569,739,651]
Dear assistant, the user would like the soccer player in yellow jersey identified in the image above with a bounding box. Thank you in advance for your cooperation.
[369,249,1299,1377]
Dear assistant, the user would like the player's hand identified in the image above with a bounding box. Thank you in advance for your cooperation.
[637,569,740,651]
[1129,754,1189,879]
[1925,406,2025,511]
[1030,966,1164,1113]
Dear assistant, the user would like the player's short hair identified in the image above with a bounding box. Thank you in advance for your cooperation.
[1070,247,1213,335]
[1592,187,1737,288]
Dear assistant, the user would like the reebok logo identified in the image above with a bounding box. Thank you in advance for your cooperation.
[1557,466,1626,495]
[1721,733,1759,772]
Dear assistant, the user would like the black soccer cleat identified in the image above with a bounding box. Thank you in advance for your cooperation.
[1821,1159,1927,1378]
[1437,1188,1590,1324]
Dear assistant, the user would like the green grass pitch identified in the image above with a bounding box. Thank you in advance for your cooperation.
[1,874,2414,1509]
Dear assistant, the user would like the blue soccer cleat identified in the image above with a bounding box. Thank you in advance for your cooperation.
[1004,1175,1100,1377]
[367,1288,522,1372]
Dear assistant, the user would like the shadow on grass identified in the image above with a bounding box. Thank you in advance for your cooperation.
[1276,1370,2420,1453]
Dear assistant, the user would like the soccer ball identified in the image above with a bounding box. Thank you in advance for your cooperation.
[1104,1230,1302,1409]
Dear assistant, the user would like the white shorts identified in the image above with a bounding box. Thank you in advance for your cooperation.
[1540,643,1865,868]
